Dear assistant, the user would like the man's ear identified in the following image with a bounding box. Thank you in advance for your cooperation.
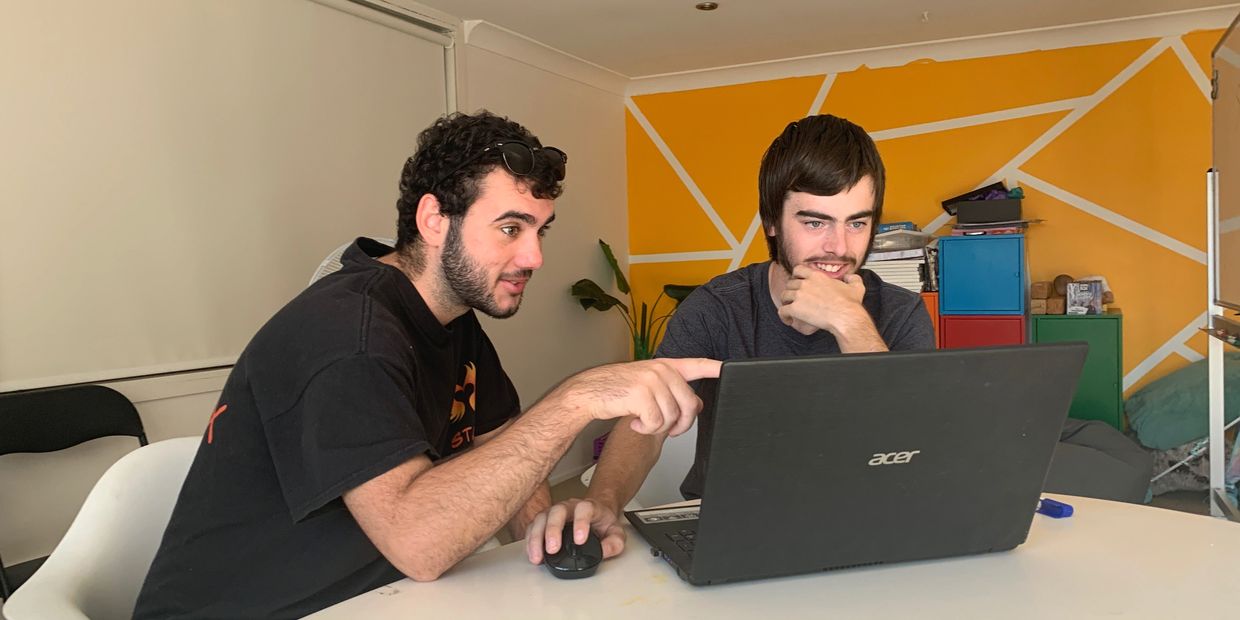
[416,193,449,247]
[761,212,779,239]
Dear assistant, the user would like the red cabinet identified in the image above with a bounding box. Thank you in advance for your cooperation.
[940,315,1026,349]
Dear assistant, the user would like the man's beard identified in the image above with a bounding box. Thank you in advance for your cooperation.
[440,219,529,319]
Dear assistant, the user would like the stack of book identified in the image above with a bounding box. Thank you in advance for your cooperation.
[865,223,930,294]
[864,250,925,293]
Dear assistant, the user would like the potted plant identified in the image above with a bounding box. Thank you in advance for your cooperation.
[570,240,698,360]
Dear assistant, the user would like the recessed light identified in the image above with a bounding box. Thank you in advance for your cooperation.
[696,2,719,11]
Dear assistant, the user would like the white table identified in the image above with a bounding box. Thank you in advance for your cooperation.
[312,495,1239,618]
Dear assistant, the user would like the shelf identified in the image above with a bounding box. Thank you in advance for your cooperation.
[1202,313,1240,347]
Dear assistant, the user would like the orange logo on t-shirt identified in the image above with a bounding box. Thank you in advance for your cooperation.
[451,426,475,450]
[206,404,228,444]
[450,362,477,450]
[450,362,476,423]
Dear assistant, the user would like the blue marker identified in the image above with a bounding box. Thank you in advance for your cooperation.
[1037,498,1073,518]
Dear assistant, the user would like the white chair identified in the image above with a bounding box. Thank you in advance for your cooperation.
[3,437,198,620]
[580,425,698,510]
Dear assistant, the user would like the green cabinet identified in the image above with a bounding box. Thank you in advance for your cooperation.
[1031,314,1124,430]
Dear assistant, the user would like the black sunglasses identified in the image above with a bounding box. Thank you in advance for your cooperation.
[431,140,567,191]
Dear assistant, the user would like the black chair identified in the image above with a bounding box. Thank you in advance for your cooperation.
[0,384,148,599]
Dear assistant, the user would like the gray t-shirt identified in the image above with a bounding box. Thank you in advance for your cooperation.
[655,261,935,499]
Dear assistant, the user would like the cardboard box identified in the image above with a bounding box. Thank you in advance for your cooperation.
[1030,281,1051,299]
[941,181,1004,215]
[1046,297,1066,315]
[1030,298,1048,314]
[955,198,1022,224]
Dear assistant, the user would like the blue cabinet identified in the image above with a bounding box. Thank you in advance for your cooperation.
[938,235,1026,315]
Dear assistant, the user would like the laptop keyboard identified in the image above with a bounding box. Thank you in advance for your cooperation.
[665,528,697,555]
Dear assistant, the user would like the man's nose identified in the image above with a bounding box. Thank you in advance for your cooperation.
[514,233,544,271]
[820,224,847,255]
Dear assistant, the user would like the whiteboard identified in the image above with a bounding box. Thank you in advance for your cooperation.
[1214,16,1240,310]
[0,0,451,390]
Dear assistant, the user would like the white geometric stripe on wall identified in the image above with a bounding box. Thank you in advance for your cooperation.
[1124,314,1208,390]
[1016,172,1207,265]
[624,97,739,250]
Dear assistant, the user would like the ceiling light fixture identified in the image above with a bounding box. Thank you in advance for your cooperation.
[696,2,718,11]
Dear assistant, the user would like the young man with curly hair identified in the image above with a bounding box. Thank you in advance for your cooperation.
[134,111,718,619]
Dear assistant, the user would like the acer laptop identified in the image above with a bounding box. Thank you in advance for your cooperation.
[625,342,1088,586]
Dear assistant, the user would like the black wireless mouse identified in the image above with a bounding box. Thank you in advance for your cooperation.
[543,523,602,579]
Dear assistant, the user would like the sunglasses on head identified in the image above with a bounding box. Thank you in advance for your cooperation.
[431,140,567,191]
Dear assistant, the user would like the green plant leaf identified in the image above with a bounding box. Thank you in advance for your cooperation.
[598,239,630,295]
[639,301,649,342]
[570,279,628,312]
[662,284,698,304]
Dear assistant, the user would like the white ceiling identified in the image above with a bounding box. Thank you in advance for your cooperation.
[415,0,1235,78]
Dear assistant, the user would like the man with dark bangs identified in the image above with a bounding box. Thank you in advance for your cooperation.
[527,114,934,564]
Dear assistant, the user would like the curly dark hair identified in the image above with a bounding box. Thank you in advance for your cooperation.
[757,114,885,262]
[395,110,564,253]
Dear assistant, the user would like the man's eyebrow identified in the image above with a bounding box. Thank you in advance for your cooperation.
[492,211,536,224]
[491,211,556,227]
[794,208,875,222]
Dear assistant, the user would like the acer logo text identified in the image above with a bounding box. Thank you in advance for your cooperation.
[868,450,921,466]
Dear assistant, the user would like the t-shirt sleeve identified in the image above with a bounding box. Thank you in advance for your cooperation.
[262,354,431,522]
[653,289,724,360]
[654,291,724,362]
[888,297,937,351]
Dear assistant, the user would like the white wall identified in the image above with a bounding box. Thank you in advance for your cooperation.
[459,25,633,483]
[1,13,633,569]
[0,0,449,392]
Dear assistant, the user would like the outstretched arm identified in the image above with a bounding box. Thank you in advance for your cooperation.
[346,357,720,581]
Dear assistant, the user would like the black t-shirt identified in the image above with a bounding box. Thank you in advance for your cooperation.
[133,238,521,619]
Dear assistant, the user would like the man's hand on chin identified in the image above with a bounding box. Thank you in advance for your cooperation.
[778,265,867,336]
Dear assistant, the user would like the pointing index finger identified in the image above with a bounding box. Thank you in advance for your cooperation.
[658,357,721,382]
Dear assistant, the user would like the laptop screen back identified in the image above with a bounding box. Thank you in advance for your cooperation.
[689,343,1087,584]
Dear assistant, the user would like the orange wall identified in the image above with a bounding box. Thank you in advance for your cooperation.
[626,31,1222,394]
